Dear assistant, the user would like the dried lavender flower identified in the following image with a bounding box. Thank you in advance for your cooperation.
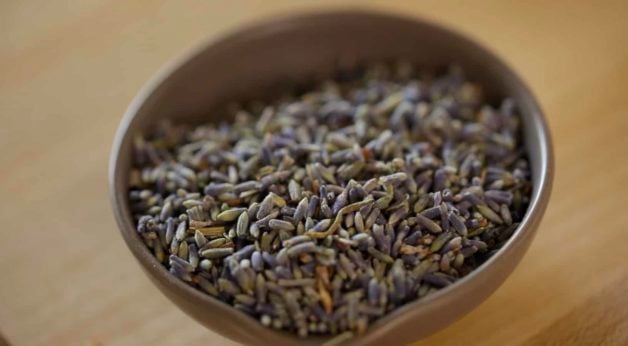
[129,62,531,340]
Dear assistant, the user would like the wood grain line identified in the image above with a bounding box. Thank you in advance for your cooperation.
[524,274,628,346]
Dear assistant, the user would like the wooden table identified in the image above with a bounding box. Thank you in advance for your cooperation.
[2,1,627,345]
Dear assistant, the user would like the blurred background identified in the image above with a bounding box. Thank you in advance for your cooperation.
[1,1,627,345]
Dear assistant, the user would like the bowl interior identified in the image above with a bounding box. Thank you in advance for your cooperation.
[110,10,551,345]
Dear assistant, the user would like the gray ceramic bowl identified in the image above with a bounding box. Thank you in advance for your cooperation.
[109,10,553,345]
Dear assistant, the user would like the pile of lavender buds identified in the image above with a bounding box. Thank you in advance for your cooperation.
[129,63,531,341]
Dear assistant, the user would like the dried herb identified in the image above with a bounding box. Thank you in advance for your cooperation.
[129,62,532,339]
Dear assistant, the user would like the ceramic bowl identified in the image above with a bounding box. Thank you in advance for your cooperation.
[109,10,553,345]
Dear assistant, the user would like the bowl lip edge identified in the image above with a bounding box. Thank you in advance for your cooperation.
[108,8,555,344]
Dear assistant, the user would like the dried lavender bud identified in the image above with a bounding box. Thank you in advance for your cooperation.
[129,62,531,340]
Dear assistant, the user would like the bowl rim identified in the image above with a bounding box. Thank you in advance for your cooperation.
[109,8,553,344]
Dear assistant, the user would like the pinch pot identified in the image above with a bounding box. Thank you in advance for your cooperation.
[109,10,553,345]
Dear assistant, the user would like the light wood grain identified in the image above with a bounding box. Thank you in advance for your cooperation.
[1,1,627,345]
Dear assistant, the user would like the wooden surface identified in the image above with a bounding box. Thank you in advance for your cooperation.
[1,1,627,345]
